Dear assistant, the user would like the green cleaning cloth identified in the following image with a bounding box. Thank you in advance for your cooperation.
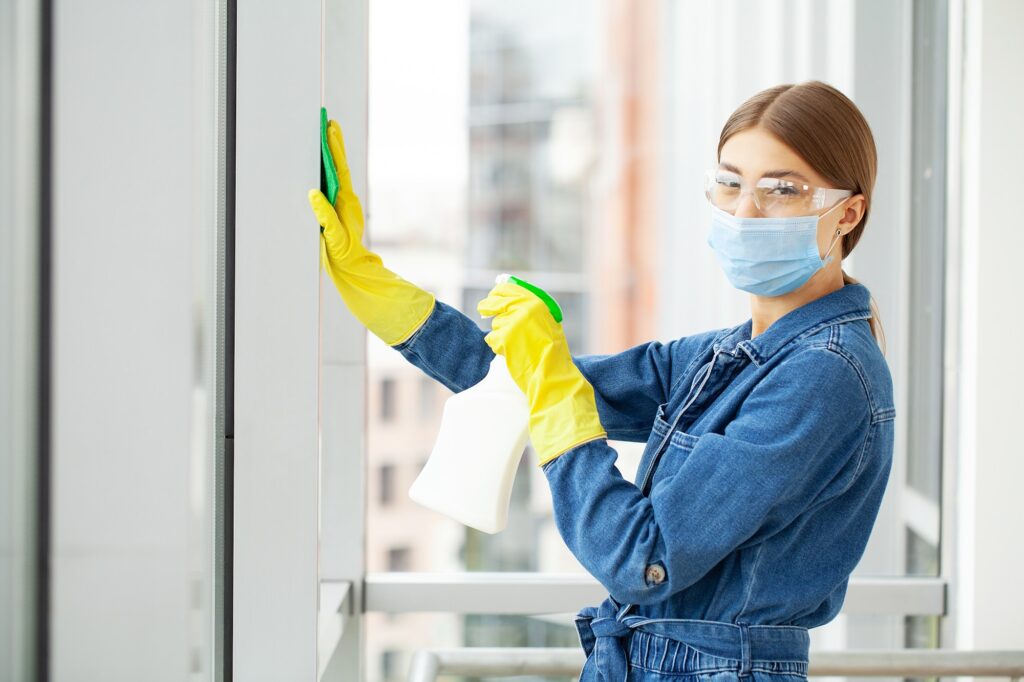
[320,107,339,233]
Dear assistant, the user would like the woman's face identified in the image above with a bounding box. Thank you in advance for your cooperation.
[718,125,865,263]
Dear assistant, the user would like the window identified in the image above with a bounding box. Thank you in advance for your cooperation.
[379,377,396,421]
[387,546,412,572]
[380,649,398,681]
[418,375,435,420]
[357,0,954,676]
[379,463,396,506]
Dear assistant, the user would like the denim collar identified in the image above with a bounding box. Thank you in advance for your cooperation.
[711,283,874,367]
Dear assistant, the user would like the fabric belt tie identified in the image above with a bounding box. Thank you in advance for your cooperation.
[574,595,642,682]
[572,594,810,682]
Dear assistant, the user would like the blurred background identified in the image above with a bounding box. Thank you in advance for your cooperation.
[2,0,1022,681]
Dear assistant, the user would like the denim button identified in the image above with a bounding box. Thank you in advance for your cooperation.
[645,563,666,583]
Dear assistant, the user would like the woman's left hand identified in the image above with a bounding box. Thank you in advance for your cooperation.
[477,282,607,466]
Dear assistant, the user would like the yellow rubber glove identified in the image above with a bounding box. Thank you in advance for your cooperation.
[477,282,607,466]
[308,119,436,346]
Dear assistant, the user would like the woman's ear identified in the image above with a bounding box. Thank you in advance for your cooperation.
[839,194,867,233]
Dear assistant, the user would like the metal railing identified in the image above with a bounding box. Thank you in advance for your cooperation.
[364,573,945,616]
[407,647,1024,682]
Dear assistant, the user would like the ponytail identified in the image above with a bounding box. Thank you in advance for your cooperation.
[843,268,884,352]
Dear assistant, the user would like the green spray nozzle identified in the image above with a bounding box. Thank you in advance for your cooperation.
[496,273,563,324]
[320,107,339,208]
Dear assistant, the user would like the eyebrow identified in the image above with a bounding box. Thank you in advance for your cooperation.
[719,162,811,184]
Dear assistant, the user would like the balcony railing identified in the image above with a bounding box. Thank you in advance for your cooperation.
[407,647,1024,682]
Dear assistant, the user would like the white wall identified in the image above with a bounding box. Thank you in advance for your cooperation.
[233,0,322,679]
[954,0,1024,652]
[51,1,215,678]
[51,0,328,677]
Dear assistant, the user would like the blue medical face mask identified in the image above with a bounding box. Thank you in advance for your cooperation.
[706,201,846,297]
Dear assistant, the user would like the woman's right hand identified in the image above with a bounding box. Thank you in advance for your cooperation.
[308,119,436,347]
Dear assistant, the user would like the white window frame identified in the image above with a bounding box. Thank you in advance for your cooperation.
[233,0,322,679]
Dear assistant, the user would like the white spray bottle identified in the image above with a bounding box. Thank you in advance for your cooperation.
[407,273,563,534]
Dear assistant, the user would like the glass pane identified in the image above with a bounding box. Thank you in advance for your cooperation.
[357,0,955,675]
[367,0,602,577]
[364,0,947,625]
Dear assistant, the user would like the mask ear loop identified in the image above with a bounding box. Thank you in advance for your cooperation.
[822,228,843,266]
[820,198,848,266]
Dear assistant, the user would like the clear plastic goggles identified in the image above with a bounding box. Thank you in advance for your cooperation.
[704,168,852,218]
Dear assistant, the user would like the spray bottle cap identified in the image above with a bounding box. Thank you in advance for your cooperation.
[495,273,563,324]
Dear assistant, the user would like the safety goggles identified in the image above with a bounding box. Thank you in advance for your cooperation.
[704,168,852,218]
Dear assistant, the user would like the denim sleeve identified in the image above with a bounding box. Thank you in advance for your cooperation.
[569,343,673,443]
[394,296,722,438]
[570,332,721,442]
[389,297,495,393]
[541,346,872,606]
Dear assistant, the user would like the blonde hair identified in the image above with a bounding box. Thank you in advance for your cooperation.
[717,80,887,354]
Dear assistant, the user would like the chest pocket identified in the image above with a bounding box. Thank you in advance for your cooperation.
[645,402,701,491]
[637,350,745,495]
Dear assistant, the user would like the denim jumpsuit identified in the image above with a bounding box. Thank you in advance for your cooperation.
[391,282,896,682]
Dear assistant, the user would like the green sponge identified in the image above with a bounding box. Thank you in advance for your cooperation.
[320,106,339,208]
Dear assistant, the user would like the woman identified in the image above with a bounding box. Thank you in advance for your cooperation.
[309,79,895,682]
